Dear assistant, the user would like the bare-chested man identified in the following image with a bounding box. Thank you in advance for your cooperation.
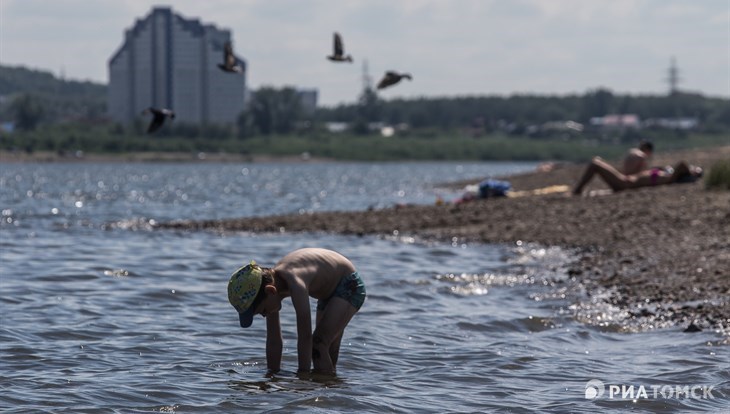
[622,141,654,175]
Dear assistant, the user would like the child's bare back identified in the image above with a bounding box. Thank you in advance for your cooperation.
[273,248,356,300]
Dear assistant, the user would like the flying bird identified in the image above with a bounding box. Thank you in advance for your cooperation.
[218,42,244,73]
[142,107,175,134]
[377,71,412,90]
[327,32,353,63]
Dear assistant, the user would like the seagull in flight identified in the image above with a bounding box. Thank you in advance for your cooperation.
[327,32,353,63]
[377,71,412,90]
[142,107,175,134]
[218,42,244,73]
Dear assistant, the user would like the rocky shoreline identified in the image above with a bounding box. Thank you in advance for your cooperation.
[157,146,730,334]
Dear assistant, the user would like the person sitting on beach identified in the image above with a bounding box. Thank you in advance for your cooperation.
[572,156,703,195]
[622,140,654,175]
[227,248,366,375]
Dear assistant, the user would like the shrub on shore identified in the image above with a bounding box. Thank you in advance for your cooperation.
[704,159,730,190]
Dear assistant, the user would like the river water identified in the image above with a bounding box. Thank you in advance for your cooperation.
[1,161,727,413]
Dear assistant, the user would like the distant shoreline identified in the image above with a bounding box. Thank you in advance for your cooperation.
[0,150,333,164]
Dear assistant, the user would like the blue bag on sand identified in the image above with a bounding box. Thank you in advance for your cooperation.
[478,179,512,198]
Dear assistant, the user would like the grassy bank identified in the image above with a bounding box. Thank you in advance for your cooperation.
[2,124,728,162]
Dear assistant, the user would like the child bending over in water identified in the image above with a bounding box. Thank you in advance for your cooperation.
[227,248,366,375]
[573,156,703,195]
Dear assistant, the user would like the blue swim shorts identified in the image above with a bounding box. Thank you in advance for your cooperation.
[317,271,366,312]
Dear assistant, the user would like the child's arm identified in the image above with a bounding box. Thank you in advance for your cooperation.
[265,311,282,373]
[288,279,313,373]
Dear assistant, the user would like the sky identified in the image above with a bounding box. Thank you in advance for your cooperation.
[0,0,728,106]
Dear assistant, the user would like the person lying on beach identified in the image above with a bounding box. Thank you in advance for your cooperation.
[622,140,654,175]
[572,156,703,195]
[227,248,366,375]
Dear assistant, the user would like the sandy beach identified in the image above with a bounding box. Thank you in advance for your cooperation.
[157,146,730,334]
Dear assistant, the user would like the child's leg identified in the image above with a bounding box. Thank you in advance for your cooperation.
[316,310,345,366]
[329,331,344,367]
[312,297,357,374]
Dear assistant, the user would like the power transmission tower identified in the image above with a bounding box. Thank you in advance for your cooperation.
[362,59,372,91]
[666,57,681,95]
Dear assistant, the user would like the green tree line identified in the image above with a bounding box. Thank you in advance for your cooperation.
[317,88,730,133]
[2,64,729,138]
[0,65,107,129]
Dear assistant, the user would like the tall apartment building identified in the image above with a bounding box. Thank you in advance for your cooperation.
[108,7,246,126]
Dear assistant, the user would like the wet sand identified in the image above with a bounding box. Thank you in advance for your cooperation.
[156,146,727,333]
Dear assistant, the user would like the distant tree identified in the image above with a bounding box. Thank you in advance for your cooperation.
[248,88,275,135]
[10,93,45,130]
[200,123,234,139]
[351,86,381,135]
[273,87,303,134]
[171,122,201,138]
[109,122,125,135]
[705,102,730,131]
[1,65,107,126]
[0,65,106,98]
[246,86,303,136]
[580,88,615,121]
[236,111,255,139]
[359,86,381,123]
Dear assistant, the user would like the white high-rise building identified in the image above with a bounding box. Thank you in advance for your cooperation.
[108,7,246,126]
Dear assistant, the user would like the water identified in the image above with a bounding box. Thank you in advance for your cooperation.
[1,161,728,413]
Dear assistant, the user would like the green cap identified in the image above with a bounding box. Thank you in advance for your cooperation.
[227,262,263,327]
